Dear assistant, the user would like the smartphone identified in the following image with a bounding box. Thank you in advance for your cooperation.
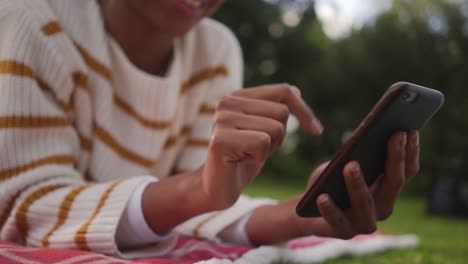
[296,82,444,218]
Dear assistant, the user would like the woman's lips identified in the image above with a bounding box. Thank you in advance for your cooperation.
[175,0,211,18]
[181,0,209,9]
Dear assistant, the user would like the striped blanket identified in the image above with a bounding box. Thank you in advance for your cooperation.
[0,232,418,264]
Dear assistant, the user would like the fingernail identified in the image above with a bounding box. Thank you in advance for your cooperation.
[312,119,323,134]
[319,195,329,205]
[290,85,301,97]
[352,164,361,179]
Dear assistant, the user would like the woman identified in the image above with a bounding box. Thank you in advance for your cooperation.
[0,0,419,259]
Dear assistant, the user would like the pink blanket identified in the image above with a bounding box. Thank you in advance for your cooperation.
[0,232,418,264]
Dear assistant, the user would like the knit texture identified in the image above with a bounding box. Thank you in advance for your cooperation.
[0,0,275,258]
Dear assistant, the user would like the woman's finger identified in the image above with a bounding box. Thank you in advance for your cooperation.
[214,110,285,154]
[343,162,377,234]
[317,194,355,239]
[373,131,406,220]
[232,84,323,135]
[405,130,419,182]
[216,95,290,126]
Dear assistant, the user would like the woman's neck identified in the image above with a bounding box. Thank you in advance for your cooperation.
[100,1,174,76]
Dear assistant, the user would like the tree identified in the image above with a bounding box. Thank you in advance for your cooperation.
[215,0,468,193]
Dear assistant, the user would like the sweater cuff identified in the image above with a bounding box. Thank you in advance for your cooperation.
[176,195,277,243]
[221,210,254,246]
[116,178,176,250]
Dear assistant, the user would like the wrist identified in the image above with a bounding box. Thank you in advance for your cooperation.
[142,169,211,234]
[117,178,177,249]
[246,197,306,245]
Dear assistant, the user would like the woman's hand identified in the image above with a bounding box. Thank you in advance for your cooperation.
[245,131,419,244]
[142,84,322,233]
[201,83,323,210]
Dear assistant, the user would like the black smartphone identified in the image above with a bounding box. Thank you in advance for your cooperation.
[296,82,445,218]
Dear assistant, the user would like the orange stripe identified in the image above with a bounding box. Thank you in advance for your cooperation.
[187,139,210,147]
[74,43,112,81]
[164,137,178,150]
[79,134,93,152]
[193,212,222,238]
[74,180,123,251]
[70,71,93,153]
[37,80,74,113]
[181,66,229,94]
[200,104,216,114]
[0,60,34,78]
[15,184,67,244]
[114,96,172,130]
[72,71,90,93]
[0,116,70,129]
[0,155,75,182]
[41,21,63,36]
[164,125,193,149]
[42,184,93,247]
[181,126,194,135]
[0,60,73,112]
[94,123,156,168]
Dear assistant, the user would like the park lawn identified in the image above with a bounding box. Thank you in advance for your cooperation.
[243,182,468,264]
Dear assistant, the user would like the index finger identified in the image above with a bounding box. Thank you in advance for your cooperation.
[232,84,323,135]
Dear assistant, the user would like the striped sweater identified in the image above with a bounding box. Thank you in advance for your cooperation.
[0,0,275,258]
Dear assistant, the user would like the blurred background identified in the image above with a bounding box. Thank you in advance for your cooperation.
[213,0,467,263]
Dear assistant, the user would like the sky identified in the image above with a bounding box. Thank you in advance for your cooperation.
[314,0,393,39]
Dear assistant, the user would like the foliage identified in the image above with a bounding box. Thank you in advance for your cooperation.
[214,0,468,194]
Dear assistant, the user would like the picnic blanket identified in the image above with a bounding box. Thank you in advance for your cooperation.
[0,232,418,264]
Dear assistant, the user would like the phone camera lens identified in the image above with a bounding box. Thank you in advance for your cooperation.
[401,92,419,103]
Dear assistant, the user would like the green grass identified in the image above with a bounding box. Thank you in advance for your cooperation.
[244,181,468,264]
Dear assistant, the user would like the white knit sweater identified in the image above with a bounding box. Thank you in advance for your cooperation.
[0,0,275,258]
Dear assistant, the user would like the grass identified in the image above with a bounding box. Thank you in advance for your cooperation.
[243,181,468,264]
